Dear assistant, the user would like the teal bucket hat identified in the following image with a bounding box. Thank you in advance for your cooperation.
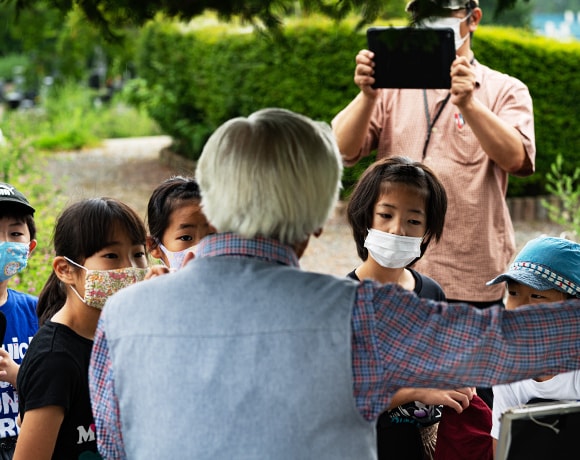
[487,236,580,298]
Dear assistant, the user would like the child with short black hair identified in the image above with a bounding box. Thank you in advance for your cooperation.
[487,236,580,458]
[146,176,215,270]
[347,157,479,460]
[0,182,38,458]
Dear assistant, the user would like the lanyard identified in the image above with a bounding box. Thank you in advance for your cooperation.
[422,89,451,159]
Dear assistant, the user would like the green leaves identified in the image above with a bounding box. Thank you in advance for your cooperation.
[6,0,534,38]
[542,154,580,239]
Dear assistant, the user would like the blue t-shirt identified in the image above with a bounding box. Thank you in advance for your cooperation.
[0,288,38,438]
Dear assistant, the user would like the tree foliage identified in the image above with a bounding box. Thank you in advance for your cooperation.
[479,0,533,28]
[3,0,532,37]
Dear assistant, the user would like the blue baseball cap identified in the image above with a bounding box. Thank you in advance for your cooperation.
[487,236,580,298]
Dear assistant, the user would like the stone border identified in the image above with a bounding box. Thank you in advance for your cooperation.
[507,196,562,222]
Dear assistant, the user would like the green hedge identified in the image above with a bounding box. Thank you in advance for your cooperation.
[472,27,580,196]
[133,16,580,198]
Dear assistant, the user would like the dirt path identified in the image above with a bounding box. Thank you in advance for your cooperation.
[44,136,176,218]
[43,136,565,277]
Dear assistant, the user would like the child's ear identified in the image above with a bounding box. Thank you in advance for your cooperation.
[53,256,76,283]
[147,236,163,260]
[28,239,37,254]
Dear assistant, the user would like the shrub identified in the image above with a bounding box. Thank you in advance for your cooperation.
[0,145,61,296]
[0,54,29,81]
[541,154,580,240]
[133,16,580,198]
[2,80,160,152]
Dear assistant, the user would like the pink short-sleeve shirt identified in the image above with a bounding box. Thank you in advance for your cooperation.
[354,60,536,302]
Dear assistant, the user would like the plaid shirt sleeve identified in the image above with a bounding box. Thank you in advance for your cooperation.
[352,280,580,421]
[89,317,127,460]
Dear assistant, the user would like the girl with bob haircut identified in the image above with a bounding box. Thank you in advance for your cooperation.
[347,155,447,267]
[146,175,215,270]
[15,197,151,460]
[347,156,474,460]
[196,107,342,246]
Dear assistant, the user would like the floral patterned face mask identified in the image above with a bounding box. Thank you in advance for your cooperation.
[0,241,29,282]
[64,257,148,310]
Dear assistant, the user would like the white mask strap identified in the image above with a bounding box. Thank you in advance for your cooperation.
[64,256,87,271]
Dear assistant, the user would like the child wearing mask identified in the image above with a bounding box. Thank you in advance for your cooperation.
[14,197,152,460]
[487,236,580,458]
[146,176,215,271]
[0,182,38,458]
[346,156,482,460]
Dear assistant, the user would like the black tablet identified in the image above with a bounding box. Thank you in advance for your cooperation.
[496,400,580,460]
[366,27,455,89]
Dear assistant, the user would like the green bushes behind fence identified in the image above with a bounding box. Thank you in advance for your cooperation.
[130,16,580,198]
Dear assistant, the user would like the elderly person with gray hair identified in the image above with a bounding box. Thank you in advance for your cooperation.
[90,108,580,460]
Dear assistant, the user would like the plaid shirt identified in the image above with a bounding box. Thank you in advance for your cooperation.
[90,233,580,459]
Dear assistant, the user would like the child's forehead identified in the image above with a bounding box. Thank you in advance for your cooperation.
[171,200,204,216]
[171,196,201,208]
[506,279,555,293]
[0,215,30,240]
[0,213,27,224]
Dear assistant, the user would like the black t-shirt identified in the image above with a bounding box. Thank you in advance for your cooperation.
[346,267,446,301]
[347,267,446,460]
[17,320,101,459]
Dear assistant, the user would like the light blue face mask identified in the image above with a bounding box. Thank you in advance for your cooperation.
[159,243,198,270]
[0,241,29,282]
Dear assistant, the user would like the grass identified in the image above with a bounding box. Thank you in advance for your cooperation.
[1,80,162,152]
[1,79,163,295]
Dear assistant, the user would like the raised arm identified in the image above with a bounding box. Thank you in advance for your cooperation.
[449,55,534,175]
[331,50,379,166]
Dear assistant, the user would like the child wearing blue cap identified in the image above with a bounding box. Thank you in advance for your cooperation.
[486,236,580,455]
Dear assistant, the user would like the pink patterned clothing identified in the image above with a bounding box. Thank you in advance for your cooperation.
[349,60,535,302]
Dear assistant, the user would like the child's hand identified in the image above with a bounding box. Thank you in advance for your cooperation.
[0,348,19,387]
[145,264,171,280]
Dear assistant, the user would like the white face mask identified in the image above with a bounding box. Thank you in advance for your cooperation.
[364,228,422,269]
[420,13,472,50]
[159,243,197,270]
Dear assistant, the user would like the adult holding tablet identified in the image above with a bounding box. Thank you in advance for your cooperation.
[332,0,535,406]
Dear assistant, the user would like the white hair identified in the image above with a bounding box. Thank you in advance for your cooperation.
[196,108,343,244]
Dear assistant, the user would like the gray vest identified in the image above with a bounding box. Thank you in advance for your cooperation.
[105,256,377,459]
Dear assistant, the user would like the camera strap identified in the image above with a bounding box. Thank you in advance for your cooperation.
[422,89,451,159]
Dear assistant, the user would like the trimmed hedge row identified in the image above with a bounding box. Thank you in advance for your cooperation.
[133,16,580,197]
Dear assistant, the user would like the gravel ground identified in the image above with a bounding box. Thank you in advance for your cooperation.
[44,136,565,277]
[44,136,176,218]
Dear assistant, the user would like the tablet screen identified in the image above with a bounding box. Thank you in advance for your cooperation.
[495,400,580,460]
[367,27,455,89]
